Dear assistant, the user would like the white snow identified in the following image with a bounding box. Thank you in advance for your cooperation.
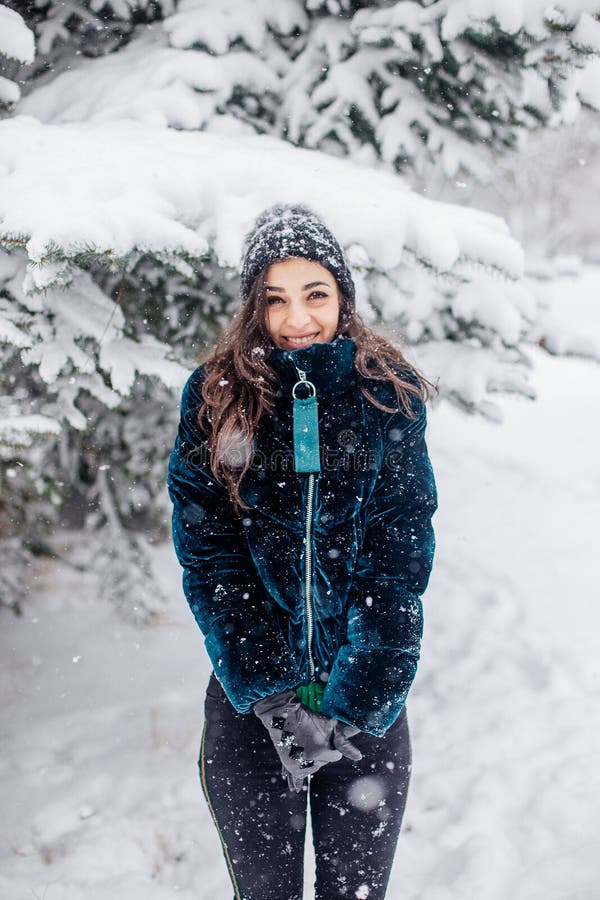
[10,1,600,196]
[0,115,524,291]
[526,266,600,359]
[0,74,20,106]
[0,413,61,447]
[3,260,188,414]
[1,271,598,899]
[164,0,306,53]
[571,10,600,52]
[437,0,600,41]
[0,5,35,105]
[19,26,277,132]
[579,56,600,109]
[0,5,35,64]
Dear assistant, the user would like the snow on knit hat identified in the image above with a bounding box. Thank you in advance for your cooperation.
[239,203,356,308]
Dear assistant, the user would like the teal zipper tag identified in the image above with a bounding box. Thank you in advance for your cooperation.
[292,374,321,474]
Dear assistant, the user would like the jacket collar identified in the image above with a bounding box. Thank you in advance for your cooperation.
[268,335,357,399]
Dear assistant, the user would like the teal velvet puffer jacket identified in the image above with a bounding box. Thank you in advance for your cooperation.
[167,335,437,736]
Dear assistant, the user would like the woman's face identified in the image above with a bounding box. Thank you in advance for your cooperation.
[264,258,341,351]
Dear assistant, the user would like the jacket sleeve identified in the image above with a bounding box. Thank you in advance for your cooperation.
[320,396,438,736]
[166,368,304,713]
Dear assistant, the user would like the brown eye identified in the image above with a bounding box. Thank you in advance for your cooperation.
[266,295,284,306]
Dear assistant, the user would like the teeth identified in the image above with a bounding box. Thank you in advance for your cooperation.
[287,334,317,344]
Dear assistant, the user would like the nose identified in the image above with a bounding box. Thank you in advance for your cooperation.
[284,299,312,332]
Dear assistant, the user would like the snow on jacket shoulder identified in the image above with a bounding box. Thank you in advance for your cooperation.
[167,336,438,735]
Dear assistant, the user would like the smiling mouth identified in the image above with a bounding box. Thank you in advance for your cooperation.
[283,332,320,346]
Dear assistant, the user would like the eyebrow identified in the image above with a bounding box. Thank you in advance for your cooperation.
[264,281,331,292]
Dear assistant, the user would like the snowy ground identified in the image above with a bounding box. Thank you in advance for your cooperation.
[2,273,599,900]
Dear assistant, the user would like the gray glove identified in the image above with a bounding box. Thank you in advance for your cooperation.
[332,722,363,760]
[254,689,362,792]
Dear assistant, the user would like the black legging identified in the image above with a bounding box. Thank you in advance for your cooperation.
[199,672,412,900]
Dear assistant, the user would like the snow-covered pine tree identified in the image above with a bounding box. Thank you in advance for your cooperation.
[1,237,225,617]
[0,4,35,107]
[287,0,600,180]
[4,0,172,65]
[1,0,599,616]
[15,1,600,179]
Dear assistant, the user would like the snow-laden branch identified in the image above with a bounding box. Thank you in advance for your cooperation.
[0,114,537,433]
[0,115,524,293]
[0,413,61,448]
[17,2,600,183]
[0,5,35,106]
[0,5,35,64]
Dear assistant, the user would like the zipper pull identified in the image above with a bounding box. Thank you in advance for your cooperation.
[291,369,321,474]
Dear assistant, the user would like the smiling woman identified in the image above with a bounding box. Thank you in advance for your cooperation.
[167,203,438,900]
[265,258,341,349]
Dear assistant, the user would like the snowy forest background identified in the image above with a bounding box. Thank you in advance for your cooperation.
[1,2,599,898]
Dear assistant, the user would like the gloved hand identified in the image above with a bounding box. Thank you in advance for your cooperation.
[280,720,362,791]
[254,690,362,792]
[281,722,364,794]
[332,722,362,760]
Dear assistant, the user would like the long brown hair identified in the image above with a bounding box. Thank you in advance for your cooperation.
[197,268,436,510]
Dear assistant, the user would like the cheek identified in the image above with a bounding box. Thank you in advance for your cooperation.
[324,302,340,333]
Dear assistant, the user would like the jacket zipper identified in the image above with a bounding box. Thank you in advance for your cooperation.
[304,471,316,682]
[295,366,317,683]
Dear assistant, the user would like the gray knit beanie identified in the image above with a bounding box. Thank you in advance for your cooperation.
[239,203,356,307]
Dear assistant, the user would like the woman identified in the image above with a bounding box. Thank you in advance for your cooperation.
[167,204,438,900]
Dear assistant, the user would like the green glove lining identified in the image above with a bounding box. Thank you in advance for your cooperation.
[295,681,325,713]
